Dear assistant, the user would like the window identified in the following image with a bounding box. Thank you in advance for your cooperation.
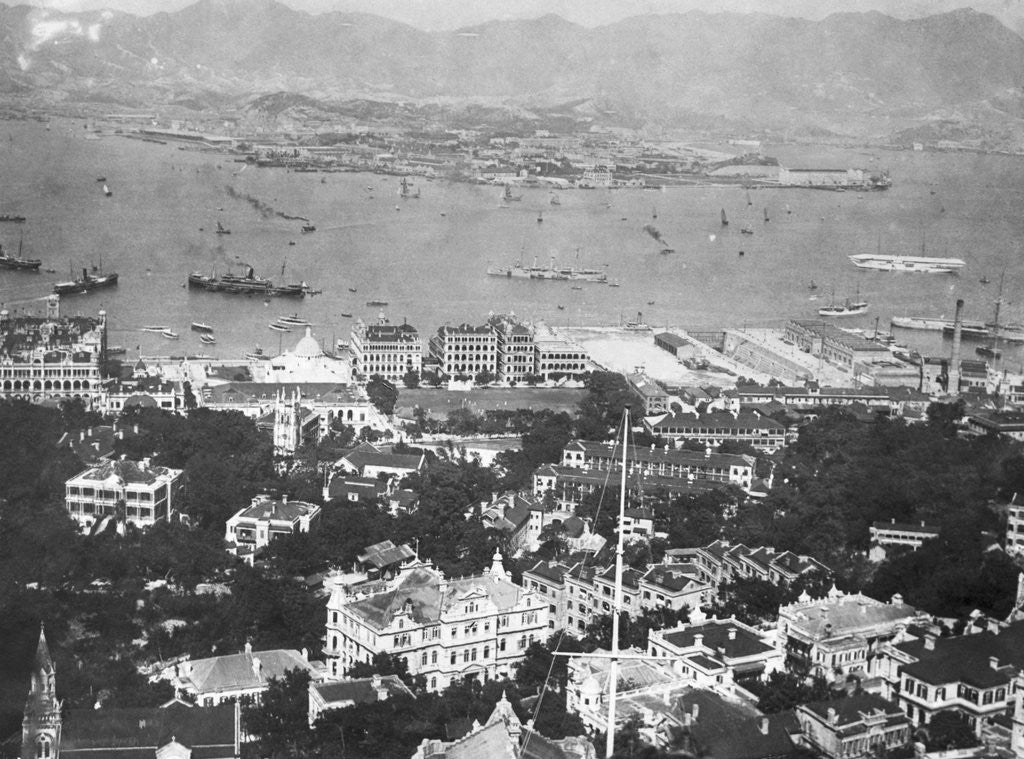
[463,650,470,663]
[332,612,338,624]
[483,645,490,659]
[36,737,51,759]
[421,652,428,666]
[500,639,506,652]
[430,677,437,689]
[450,652,457,665]
[431,651,438,664]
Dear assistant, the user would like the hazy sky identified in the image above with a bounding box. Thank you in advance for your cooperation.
[8,0,1006,30]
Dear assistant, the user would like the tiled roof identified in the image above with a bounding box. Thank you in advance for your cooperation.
[871,521,940,535]
[564,440,753,469]
[801,692,906,733]
[234,499,318,524]
[897,622,1024,688]
[651,410,785,432]
[642,565,701,593]
[675,692,797,759]
[61,702,235,758]
[358,540,416,569]
[524,561,572,585]
[78,459,170,485]
[342,443,424,472]
[346,566,529,630]
[327,476,386,500]
[205,382,363,404]
[311,674,412,706]
[181,649,316,695]
[781,593,919,639]
[661,619,775,659]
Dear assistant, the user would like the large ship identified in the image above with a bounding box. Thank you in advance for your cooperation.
[487,254,607,283]
[188,266,303,295]
[53,267,118,295]
[848,254,965,273]
[819,289,868,317]
[0,241,41,271]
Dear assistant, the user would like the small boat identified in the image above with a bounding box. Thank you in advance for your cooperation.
[269,323,291,332]
[980,276,990,284]
[216,221,230,235]
[746,191,752,206]
[501,184,522,202]
[976,344,1001,359]
[608,282,620,287]
[571,285,583,291]
[161,329,179,340]
[647,300,655,306]
[740,223,753,235]
[105,345,126,355]
[652,206,658,219]
[549,194,561,206]
[245,347,268,361]
[277,314,311,327]
[808,280,818,290]
[786,204,792,215]
[348,287,357,293]
[366,300,388,306]
[720,209,728,226]
[288,241,296,246]
[0,214,26,223]
[537,212,543,223]
[557,305,565,310]
[141,325,169,333]
[96,177,106,183]
[103,184,112,197]
[340,312,353,318]
[763,207,770,223]
[301,224,316,233]
[660,248,676,255]
[199,334,216,345]
[190,322,214,333]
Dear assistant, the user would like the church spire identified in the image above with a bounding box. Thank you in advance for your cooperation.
[23,623,61,759]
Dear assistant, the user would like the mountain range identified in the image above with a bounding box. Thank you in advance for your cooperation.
[3,0,1024,139]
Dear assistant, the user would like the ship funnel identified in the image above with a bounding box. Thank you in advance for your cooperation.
[948,298,963,395]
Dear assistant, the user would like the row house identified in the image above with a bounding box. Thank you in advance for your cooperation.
[645,409,787,453]
[872,622,1024,735]
[648,608,784,687]
[733,383,929,418]
[535,338,590,380]
[324,552,548,691]
[777,589,927,680]
[350,315,422,382]
[65,458,185,532]
[559,440,755,491]
[489,315,535,382]
[670,540,830,599]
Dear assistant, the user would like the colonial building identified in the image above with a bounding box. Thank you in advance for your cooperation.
[489,314,535,383]
[223,495,320,562]
[559,440,755,491]
[795,693,910,759]
[534,336,590,380]
[171,643,324,706]
[872,622,1024,734]
[350,314,422,382]
[777,589,926,680]
[0,299,106,408]
[64,459,185,533]
[1009,499,1024,558]
[324,552,548,690]
[673,540,831,597]
[645,410,787,453]
[868,520,940,562]
[19,626,241,759]
[428,323,498,379]
[648,609,784,687]
[627,372,671,416]
[270,388,321,456]
[307,674,413,726]
[533,464,731,509]
[202,382,375,436]
[334,442,426,480]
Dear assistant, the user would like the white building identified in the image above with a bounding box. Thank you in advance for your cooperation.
[65,459,185,532]
[324,551,548,691]
[224,495,321,562]
[253,327,353,384]
[350,314,422,382]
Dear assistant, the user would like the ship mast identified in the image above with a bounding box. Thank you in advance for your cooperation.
[605,406,630,758]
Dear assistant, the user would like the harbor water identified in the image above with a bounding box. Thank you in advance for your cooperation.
[1,119,1022,368]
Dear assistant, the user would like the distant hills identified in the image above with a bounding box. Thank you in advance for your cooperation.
[3,0,1024,140]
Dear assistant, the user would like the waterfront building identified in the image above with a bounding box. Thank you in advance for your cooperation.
[795,693,910,759]
[872,622,1024,735]
[223,495,320,563]
[868,519,940,562]
[323,551,548,690]
[559,440,755,491]
[645,409,787,453]
[171,642,324,706]
[534,335,590,380]
[254,327,353,384]
[776,589,927,680]
[428,323,498,379]
[64,459,185,533]
[627,371,671,415]
[489,314,536,383]
[647,609,784,687]
[784,321,892,377]
[350,314,422,382]
[0,299,106,408]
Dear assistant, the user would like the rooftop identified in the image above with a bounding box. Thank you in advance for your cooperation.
[897,621,1024,688]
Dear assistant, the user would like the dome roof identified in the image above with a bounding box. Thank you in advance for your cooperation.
[293,326,324,359]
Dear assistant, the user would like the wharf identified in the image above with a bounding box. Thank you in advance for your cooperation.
[891,316,987,332]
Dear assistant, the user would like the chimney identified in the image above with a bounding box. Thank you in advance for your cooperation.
[760,717,769,735]
[282,494,288,504]
[244,641,253,655]
[80,430,85,442]
[693,633,704,649]
[728,627,737,640]
[990,656,1000,670]
[827,707,837,725]
[924,634,936,650]
[691,703,700,721]
[251,657,262,679]
[301,647,308,661]
[948,298,963,395]
[133,423,139,434]
[891,593,903,607]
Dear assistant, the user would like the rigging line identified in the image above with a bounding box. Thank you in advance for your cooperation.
[520,417,622,753]
[519,411,628,758]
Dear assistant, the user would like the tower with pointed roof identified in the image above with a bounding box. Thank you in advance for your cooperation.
[273,387,301,457]
[21,625,61,759]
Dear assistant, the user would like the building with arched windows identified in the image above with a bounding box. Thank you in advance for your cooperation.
[0,300,106,408]
[350,314,421,382]
[324,551,547,692]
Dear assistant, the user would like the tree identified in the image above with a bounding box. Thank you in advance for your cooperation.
[243,669,314,759]
[366,375,398,416]
[920,711,979,751]
[402,370,420,389]
[474,368,496,385]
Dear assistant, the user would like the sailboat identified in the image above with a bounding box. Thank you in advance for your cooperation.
[0,234,42,271]
[720,209,728,227]
[763,207,770,223]
[537,211,543,223]
[549,193,561,206]
[818,286,868,317]
[502,184,522,202]
[102,183,112,197]
[986,272,1024,343]
[216,221,230,235]
[746,190,752,206]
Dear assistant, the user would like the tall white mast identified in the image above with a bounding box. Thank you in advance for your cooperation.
[605,406,630,758]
